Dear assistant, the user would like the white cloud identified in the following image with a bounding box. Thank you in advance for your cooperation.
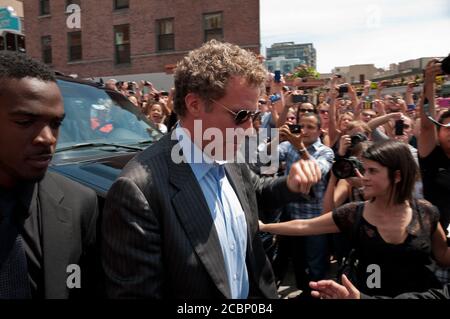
[261,0,450,72]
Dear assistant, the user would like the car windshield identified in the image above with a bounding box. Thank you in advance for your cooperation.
[56,79,162,151]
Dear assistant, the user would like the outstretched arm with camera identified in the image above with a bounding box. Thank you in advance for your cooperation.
[418,59,441,158]
[279,124,307,156]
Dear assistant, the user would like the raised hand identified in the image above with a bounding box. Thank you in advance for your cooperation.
[309,275,361,299]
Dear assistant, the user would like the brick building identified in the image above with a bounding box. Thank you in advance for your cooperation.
[23,0,260,85]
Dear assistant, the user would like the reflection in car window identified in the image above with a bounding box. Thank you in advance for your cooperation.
[56,79,162,149]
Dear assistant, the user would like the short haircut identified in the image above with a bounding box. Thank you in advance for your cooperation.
[173,40,267,117]
[0,51,55,84]
[299,111,321,129]
[362,140,417,204]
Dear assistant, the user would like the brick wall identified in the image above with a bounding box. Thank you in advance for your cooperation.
[23,0,260,78]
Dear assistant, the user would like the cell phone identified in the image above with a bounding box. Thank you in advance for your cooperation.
[336,75,342,78]
[356,91,363,97]
[338,86,349,94]
[407,104,416,111]
[395,120,404,136]
[292,94,308,103]
[288,124,302,134]
[274,70,281,83]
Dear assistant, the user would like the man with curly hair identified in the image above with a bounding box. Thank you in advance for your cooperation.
[102,40,322,299]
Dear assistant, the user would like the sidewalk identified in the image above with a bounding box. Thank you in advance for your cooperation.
[277,258,340,299]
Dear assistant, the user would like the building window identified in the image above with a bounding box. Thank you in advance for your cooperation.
[66,0,81,5]
[359,74,365,83]
[68,31,82,61]
[40,0,50,15]
[41,36,52,64]
[157,18,174,51]
[114,0,129,9]
[114,24,130,64]
[204,12,223,42]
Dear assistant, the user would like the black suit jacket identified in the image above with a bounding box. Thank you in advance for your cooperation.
[37,172,100,298]
[102,134,305,299]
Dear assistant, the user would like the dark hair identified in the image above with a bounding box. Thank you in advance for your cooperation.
[299,111,321,129]
[438,109,450,131]
[0,51,55,84]
[362,140,417,205]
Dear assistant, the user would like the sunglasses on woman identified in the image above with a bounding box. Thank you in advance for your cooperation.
[210,99,260,125]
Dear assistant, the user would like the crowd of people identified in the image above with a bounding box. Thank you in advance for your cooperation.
[0,39,449,300]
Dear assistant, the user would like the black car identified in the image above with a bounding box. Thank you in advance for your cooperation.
[50,76,163,210]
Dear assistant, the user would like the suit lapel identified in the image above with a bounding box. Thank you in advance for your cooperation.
[38,174,73,299]
[167,139,231,298]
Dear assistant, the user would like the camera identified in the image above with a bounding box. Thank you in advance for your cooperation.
[292,94,308,103]
[395,119,404,136]
[160,91,169,97]
[338,85,349,94]
[332,157,364,179]
[350,132,368,148]
[288,124,302,134]
[274,70,281,83]
[269,93,281,103]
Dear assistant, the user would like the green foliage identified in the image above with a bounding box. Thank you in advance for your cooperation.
[289,64,320,80]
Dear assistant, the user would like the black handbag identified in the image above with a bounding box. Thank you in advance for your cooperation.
[336,205,363,287]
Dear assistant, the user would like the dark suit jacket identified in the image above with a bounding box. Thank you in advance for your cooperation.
[102,134,306,299]
[37,172,100,298]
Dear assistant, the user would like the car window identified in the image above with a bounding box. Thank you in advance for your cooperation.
[56,79,162,149]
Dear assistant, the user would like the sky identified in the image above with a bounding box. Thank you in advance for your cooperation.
[260,0,450,73]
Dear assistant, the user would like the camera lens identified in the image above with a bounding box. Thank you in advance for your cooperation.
[332,157,364,179]
[332,159,355,179]
[350,133,367,147]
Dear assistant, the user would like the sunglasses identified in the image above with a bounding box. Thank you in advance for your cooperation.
[319,110,329,114]
[299,108,315,113]
[210,99,260,125]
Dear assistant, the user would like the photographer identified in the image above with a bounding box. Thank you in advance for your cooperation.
[273,112,334,296]
[418,58,450,234]
[323,136,369,265]
[261,140,450,297]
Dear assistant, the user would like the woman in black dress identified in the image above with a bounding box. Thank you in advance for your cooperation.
[260,140,450,297]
